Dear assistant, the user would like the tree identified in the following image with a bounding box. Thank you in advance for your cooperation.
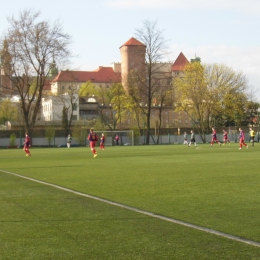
[54,71,88,132]
[80,81,114,129]
[45,125,55,146]
[2,9,72,133]
[0,99,18,124]
[243,101,260,127]
[72,125,85,146]
[204,63,249,128]
[127,20,171,144]
[174,62,250,141]
[152,87,173,144]
[110,83,128,130]
[62,106,69,134]
[79,82,127,130]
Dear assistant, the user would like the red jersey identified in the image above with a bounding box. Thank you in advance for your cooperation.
[212,130,217,138]
[100,136,105,143]
[24,136,30,147]
[239,130,245,141]
[88,132,98,142]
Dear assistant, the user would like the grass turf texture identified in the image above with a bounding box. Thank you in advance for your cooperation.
[1,144,260,259]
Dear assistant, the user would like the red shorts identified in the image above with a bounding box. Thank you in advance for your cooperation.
[89,141,96,148]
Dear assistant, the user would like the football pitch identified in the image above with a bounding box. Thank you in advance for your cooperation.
[1,144,260,260]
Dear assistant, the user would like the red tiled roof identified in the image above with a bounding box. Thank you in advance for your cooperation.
[171,52,189,71]
[43,79,52,91]
[52,66,121,84]
[120,37,146,48]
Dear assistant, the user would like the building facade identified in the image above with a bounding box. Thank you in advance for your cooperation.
[42,94,79,121]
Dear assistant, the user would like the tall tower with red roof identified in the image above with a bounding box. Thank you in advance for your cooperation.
[120,37,146,89]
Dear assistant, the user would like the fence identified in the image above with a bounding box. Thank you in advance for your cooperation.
[1,132,259,147]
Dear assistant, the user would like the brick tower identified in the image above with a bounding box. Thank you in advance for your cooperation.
[120,37,146,90]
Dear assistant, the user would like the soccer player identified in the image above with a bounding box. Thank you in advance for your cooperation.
[222,129,231,145]
[239,128,248,150]
[88,128,98,158]
[249,127,255,146]
[115,134,119,146]
[67,134,72,148]
[188,130,197,147]
[23,132,31,156]
[210,128,221,147]
[183,132,188,145]
[100,133,105,150]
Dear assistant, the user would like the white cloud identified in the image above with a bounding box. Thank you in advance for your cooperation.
[106,0,260,14]
[170,44,260,100]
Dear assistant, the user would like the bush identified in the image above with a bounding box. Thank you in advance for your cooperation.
[72,126,86,146]
[45,126,55,146]
[9,133,16,147]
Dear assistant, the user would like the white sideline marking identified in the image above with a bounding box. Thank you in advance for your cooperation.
[1,169,260,248]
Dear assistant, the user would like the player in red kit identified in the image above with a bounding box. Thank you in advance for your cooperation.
[238,128,248,150]
[23,132,31,156]
[100,133,105,150]
[210,128,221,147]
[222,130,231,145]
[88,128,98,158]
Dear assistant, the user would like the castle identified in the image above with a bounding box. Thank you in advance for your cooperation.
[1,37,193,129]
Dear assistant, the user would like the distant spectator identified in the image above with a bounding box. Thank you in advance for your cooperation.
[188,130,197,147]
[67,134,72,148]
[115,134,119,146]
[249,127,255,146]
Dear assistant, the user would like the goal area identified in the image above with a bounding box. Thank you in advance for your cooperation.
[94,131,134,146]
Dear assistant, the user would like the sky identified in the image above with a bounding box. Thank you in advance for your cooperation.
[1,0,260,101]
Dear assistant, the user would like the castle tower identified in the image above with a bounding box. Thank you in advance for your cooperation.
[120,37,146,90]
[48,56,59,77]
[171,52,189,74]
[0,39,12,96]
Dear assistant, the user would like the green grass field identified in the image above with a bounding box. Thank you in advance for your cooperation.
[1,144,260,260]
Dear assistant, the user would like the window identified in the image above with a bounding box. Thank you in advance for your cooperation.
[72,103,77,111]
[179,119,182,123]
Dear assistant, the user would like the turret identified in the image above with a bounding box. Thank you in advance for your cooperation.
[120,37,146,90]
